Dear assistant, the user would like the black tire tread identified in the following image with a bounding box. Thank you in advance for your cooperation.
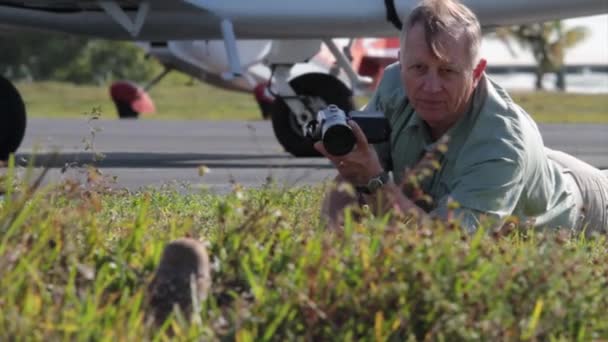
[0,76,27,161]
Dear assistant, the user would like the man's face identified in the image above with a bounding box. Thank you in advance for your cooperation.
[400,23,483,133]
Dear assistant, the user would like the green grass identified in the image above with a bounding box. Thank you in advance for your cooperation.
[1,158,607,340]
[511,91,608,123]
[15,75,608,123]
[15,73,261,121]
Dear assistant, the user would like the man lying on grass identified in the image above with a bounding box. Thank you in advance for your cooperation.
[315,0,608,235]
[143,0,608,328]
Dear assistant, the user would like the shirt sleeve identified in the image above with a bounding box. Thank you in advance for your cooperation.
[431,198,487,234]
[431,142,525,233]
[363,87,392,172]
[364,62,407,173]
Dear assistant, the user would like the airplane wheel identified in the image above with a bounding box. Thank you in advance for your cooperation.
[114,101,140,119]
[110,81,156,119]
[270,73,354,157]
[0,75,27,161]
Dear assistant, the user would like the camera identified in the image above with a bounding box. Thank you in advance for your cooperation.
[306,104,390,156]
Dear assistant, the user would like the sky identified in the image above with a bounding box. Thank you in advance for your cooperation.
[482,14,608,66]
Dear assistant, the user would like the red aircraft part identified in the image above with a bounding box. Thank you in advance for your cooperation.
[253,82,275,104]
[110,81,156,114]
[351,38,399,88]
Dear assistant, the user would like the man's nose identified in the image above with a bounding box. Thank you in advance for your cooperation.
[422,72,442,92]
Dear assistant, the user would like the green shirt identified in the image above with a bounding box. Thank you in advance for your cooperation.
[367,63,579,232]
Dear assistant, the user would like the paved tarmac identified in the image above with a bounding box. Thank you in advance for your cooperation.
[13,118,608,194]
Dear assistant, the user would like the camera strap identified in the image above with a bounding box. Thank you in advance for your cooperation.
[383,0,403,30]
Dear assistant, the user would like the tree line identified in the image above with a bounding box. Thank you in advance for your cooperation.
[1,20,588,90]
[0,31,159,84]
[492,20,589,90]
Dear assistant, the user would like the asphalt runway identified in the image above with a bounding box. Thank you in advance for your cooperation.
[13,118,608,194]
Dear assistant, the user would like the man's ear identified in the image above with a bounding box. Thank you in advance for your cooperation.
[473,58,487,80]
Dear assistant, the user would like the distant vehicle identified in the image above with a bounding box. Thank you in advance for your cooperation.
[0,0,606,159]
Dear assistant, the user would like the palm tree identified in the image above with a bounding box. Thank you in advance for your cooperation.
[493,21,588,91]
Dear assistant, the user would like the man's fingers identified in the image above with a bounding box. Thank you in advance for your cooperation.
[348,120,369,148]
[315,142,342,167]
[315,141,350,171]
[314,141,329,158]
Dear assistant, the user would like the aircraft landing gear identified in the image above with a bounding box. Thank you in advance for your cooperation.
[109,67,169,119]
[0,75,27,161]
[110,81,155,119]
[270,73,354,157]
[263,39,366,157]
[253,82,274,120]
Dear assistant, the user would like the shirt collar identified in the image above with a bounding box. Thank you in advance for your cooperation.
[405,110,423,130]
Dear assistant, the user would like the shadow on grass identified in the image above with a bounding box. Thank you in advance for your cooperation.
[13,152,332,169]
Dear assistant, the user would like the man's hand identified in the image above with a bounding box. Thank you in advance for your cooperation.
[314,119,384,185]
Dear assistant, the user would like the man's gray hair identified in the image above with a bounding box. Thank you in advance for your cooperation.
[400,0,482,67]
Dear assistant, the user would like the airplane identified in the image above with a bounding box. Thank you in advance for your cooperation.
[117,37,398,119]
[0,0,606,160]
[112,37,399,126]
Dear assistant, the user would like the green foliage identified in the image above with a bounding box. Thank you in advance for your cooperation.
[0,31,88,80]
[1,162,607,340]
[53,40,161,84]
[1,31,159,84]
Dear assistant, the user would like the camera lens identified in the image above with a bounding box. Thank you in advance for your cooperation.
[323,125,356,156]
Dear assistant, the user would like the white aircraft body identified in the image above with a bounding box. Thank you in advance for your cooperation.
[0,0,606,159]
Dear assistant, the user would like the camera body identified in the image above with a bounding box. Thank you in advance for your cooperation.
[306,104,390,156]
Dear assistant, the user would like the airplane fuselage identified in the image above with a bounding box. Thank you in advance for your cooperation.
[0,0,606,40]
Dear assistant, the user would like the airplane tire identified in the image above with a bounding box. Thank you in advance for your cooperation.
[0,75,27,161]
[110,81,149,119]
[114,101,140,119]
[270,73,354,157]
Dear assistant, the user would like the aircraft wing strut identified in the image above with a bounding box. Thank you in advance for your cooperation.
[98,1,150,37]
[183,0,244,79]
